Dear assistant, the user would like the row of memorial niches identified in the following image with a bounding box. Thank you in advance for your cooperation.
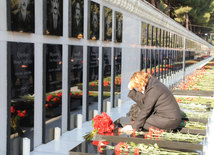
[7,0,123,42]
[8,43,122,99]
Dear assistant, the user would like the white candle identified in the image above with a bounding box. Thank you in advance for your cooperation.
[22,138,30,155]
[77,114,83,129]
[54,127,61,140]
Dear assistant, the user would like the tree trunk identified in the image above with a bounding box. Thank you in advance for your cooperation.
[185,13,189,30]
[155,0,161,9]
[150,0,155,6]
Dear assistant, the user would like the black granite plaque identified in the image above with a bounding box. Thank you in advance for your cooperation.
[9,42,34,98]
[70,0,84,38]
[70,45,83,85]
[104,7,112,41]
[89,2,100,40]
[115,48,122,76]
[9,42,34,154]
[44,0,63,36]
[115,12,123,43]
[103,48,111,78]
[45,44,62,92]
[141,22,147,46]
[7,0,35,33]
[89,47,99,82]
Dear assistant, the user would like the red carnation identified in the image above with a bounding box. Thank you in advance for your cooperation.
[46,94,53,102]
[134,148,140,155]
[145,133,152,139]
[149,126,155,134]
[57,92,62,97]
[11,106,15,114]
[115,142,128,155]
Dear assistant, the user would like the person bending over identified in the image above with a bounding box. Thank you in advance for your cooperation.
[122,71,181,132]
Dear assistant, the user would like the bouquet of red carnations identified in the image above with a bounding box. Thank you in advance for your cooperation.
[84,112,115,140]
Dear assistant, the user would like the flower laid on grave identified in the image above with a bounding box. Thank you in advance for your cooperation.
[175,96,214,108]
[83,112,115,141]
[95,141,198,154]
[92,141,109,153]
[173,63,214,91]
[181,110,210,120]
[118,126,205,143]
[180,120,207,130]
[179,102,210,112]
[77,33,83,39]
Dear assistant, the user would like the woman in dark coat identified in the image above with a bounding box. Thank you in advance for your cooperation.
[122,71,181,132]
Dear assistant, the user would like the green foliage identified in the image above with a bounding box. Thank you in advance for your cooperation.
[160,0,214,34]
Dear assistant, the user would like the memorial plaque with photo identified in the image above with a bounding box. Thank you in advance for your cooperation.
[9,42,34,98]
[45,44,62,92]
[7,0,35,33]
[70,0,84,38]
[70,46,83,85]
[148,24,152,46]
[115,12,123,43]
[141,22,147,46]
[104,7,112,41]
[89,2,100,40]
[44,0,63,36]
[152,26,156,46]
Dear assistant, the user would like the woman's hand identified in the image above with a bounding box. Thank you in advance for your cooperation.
[121,125,133,135]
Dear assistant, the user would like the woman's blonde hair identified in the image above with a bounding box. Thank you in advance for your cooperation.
[130,71,151,91]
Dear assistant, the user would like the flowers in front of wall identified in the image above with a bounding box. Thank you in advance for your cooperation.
[46,94,53,102]
[96,141,198,154]
[11,106,15,114]
[115,77,121,86]
[46,93,62,109]
[103,80,110,87]
[75,92,80,96]
[17,110,27,118]
[57,92,62,97]
[10,106,27,136]
[83,112,115,141]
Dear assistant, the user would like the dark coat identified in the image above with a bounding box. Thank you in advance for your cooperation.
[128,77,181,130]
